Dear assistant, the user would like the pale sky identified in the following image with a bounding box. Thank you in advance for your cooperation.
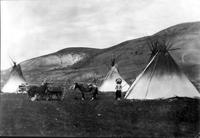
[1,0,200,70]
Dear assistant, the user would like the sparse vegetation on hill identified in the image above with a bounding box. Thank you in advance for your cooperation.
[1,22,200,91]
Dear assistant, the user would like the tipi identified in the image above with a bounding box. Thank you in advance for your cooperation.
[1,60,26,93]
[125,39,200,99]
[99,56,130,92]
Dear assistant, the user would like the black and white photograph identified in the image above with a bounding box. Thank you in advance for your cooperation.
[1,0,200,137]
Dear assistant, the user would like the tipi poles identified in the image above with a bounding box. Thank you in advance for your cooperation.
[144,53,159,98]
[8,55,16,65]
[125,52,159,98]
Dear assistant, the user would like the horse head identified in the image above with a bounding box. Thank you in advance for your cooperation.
[41,78,49,90]
[41,78,47,85]
[41,82,49,92]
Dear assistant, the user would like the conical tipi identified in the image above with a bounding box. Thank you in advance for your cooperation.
[99,56,130,92]
[125,39,200,99]
[2,61,26,93]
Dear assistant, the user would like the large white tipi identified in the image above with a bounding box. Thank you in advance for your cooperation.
[99,57,130,92]
[125,40,200,99]
[1,61,26,93]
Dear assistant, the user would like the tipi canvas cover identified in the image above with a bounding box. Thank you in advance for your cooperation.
[99,65,130,92]
[2,63,26,93]
[125,48,200,99]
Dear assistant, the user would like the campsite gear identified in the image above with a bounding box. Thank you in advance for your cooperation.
[18,83,29,93]
[125,39,200,99]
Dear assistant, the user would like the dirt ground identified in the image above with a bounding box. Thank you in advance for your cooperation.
[0,92,199,137]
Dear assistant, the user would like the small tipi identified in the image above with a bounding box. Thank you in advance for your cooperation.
[99,56,130,92]
[2,60,26,93]
[125,39,200,99]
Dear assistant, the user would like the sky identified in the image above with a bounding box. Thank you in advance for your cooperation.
[1,0,200,70]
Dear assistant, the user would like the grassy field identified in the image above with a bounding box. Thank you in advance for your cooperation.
[0,92,200,137]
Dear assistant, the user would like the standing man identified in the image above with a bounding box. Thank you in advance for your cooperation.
[115,78,122,100]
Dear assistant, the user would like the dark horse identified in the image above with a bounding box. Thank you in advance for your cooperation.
[72,82,98,101]
[46,87,65,101]
[27,82,66,101]
[27,82,48,101]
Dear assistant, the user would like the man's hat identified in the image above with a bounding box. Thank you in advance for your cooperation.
[116,78,122,84]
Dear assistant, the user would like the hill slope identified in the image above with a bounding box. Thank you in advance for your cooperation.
[1,22,200,89]
[20,47,101,71]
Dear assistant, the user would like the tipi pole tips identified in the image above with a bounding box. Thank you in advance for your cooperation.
[111,54,116,67]
[8,55,16,66]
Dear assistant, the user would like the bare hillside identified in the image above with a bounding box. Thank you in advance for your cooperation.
[1,22,200,89]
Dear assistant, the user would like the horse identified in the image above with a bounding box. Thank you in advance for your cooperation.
[72,82,98,101]
[27,82,48,101]
[46,87,65,101]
